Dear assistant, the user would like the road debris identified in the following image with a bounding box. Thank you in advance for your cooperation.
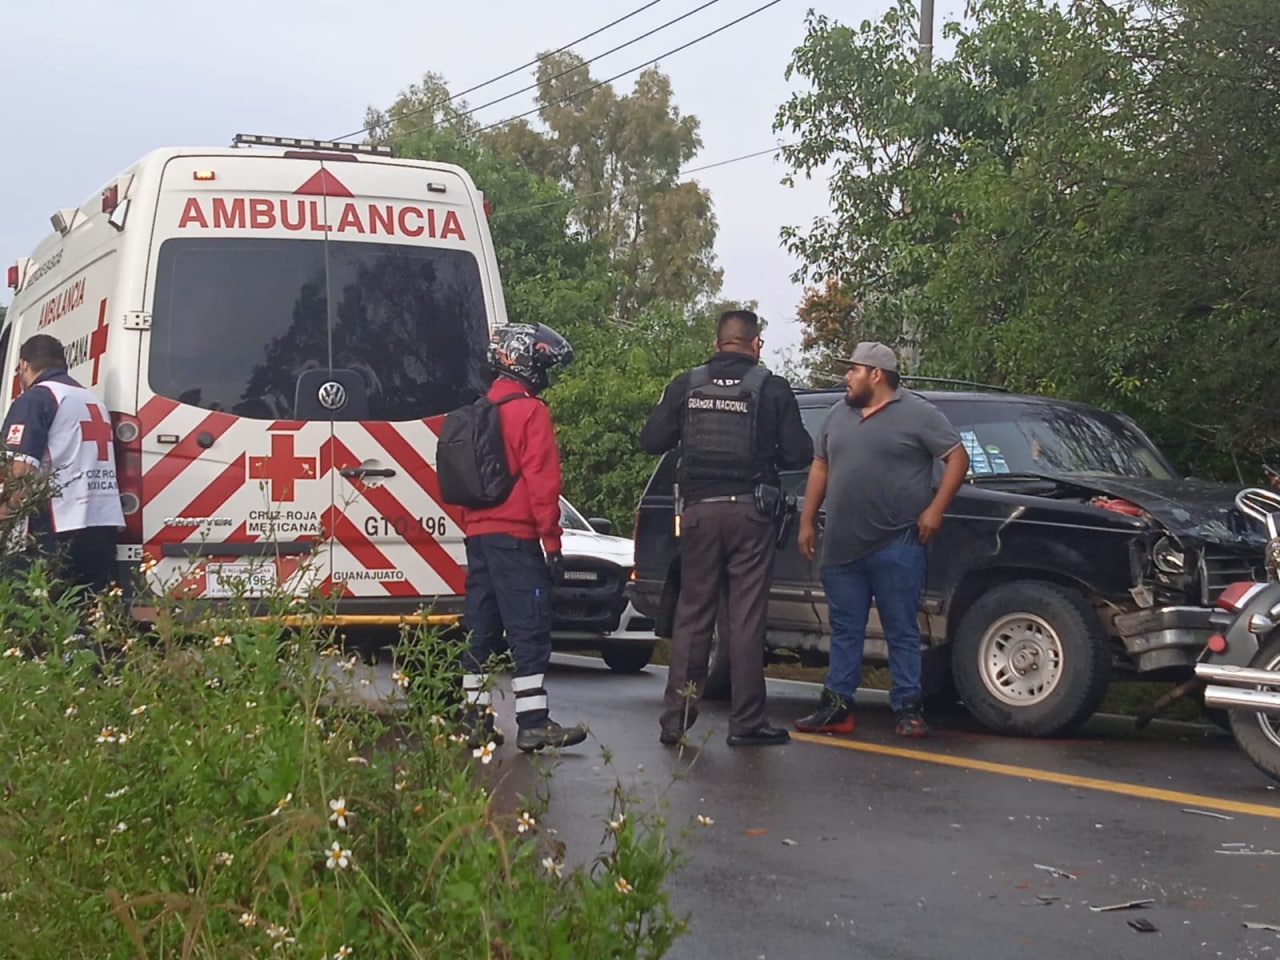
[1182,808,1235,821]
[1243,922,1280,933]
[782,838,799,847]
[1128,918,1158,933]
[1033,863,1077,880]
[1021,895,1061,907]
[1214,845,1280,856]
[1090,899,1155,913]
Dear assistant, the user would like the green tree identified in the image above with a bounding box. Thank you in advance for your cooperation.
[776,0,1280,478]
[485,53,723,327]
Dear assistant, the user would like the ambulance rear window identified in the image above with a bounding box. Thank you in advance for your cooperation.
[149,238,490,420]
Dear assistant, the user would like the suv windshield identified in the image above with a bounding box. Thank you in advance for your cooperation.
[149,238,490,420]
[937,398,1175,480]
[559,497,593,532]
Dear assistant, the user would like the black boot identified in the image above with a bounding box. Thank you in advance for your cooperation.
[793,688,855,734]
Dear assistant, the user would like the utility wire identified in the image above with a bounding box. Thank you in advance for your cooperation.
[464,0,784,140]
[330,0,696,143]
[451,0,724,123]
[490,143,792,220]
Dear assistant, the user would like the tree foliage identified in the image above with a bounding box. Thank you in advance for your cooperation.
[365,67,727,525]
[776,0,1280,478]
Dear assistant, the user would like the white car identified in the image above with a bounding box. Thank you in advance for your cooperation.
[552,497,657,673]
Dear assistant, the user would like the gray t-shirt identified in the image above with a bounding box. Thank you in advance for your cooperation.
[816,389,961,566]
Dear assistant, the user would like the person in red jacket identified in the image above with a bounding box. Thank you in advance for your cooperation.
[460,323,588,753]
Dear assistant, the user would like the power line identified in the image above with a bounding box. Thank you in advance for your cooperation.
[331,0,693,144]
[452,0,724,124]
[490,143,793,220]
[465,0,785,140]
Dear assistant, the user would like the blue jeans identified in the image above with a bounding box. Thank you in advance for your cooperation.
[821,529,927,712]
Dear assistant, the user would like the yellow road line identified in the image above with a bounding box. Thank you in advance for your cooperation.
[791,731,1280,820]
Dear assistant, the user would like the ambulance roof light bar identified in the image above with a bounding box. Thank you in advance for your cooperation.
[232,134,393,157]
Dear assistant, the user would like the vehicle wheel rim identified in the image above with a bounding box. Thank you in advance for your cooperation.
[1251,647,1280,751]
[978,613,1065,707]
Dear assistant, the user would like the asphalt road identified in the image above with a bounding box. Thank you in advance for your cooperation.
[475,655,1280,960]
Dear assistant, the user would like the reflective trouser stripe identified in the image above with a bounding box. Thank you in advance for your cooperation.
[463,674,491,707]
[511,673,545,693]
[515,694,549,714]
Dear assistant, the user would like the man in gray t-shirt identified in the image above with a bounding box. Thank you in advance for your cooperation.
[794,342,969,738]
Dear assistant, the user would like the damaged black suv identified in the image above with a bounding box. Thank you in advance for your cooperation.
[630,385,1267,737]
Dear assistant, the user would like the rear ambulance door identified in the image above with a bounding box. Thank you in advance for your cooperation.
[139,151,490,605]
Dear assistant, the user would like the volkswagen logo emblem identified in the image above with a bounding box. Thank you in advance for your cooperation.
[317,381,347,411]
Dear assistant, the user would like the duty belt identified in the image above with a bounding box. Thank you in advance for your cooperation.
[689,494,752,504]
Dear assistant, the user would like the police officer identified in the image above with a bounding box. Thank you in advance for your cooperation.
[458,322,589,754]
[0,334,125,596]
[640,310,813,747]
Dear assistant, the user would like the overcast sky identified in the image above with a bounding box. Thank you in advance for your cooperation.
[3,0,959,368]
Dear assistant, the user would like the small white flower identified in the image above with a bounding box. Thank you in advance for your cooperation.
[333,947,353,960]
[696,815,714,827]
[107,584,123,598]
[615,876,633,895]
[139,557,158,573]
[111,821,127,835]
[205,677,221,689]
[64,704,77,718]
[31,587,49,599]
[3,647,21,659]
[428,714,445,727]
[245,700,257,709]
[104,786,129,799]
[264,923,295,947]
[95,726,119,744]
[121,637,136,653]
[116,731,129,745]
[392,670,409,689]
[215,851,234,866]
[541,856,564,878]
[516,811,536,834]
[129,704,147,716]
[472,741,495,765]
[328,797,349,830]
[211,635,232,647]
[339,656,358,673]
[608,814,625,833]
[238,911,256,927]
[325,842,351,871]
[346,756,368,766]
[269,793,292,816]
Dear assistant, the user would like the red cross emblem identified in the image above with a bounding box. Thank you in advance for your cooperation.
[248,434,317,502]
[89,298,109,386]
[79,405,113,461]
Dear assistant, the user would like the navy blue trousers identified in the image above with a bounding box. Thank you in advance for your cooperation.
[462,533,553,728]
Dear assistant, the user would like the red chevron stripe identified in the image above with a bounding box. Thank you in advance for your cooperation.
[146,454,248,549]
[329,436,465,594]
[361,421,464,526]
[323,506,418,597]
[141,410,237,507]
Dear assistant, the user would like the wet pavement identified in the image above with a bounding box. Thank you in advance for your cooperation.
[338,652,1280,960]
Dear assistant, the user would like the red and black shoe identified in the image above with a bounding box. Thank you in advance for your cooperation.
[894,700,930,739]
[793,689,855,734]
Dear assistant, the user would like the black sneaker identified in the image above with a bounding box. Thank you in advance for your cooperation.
[793,688,855,734]
[894,699,929,739]
[461,710,505,749]
[516,719,588,753]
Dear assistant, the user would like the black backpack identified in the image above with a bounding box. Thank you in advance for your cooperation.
[437,392,533,508]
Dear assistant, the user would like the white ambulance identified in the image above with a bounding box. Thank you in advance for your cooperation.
[1,134,508,625]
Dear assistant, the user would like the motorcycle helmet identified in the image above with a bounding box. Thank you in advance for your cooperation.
[488,322,575,393]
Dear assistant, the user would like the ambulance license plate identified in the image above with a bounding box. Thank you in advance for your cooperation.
[206,562,276,598]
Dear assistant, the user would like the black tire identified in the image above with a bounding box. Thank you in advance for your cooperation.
[952,580,1111,737]
[1226,635,1280,784]
[600,642,655,674]
[702,600,733,702]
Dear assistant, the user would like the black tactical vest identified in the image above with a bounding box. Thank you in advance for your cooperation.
[677,364,770,485]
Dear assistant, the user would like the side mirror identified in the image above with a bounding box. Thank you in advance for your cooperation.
[588,518,613,535]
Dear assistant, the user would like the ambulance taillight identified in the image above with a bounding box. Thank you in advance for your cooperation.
[111,413,144,545]
[5,264,17,290]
